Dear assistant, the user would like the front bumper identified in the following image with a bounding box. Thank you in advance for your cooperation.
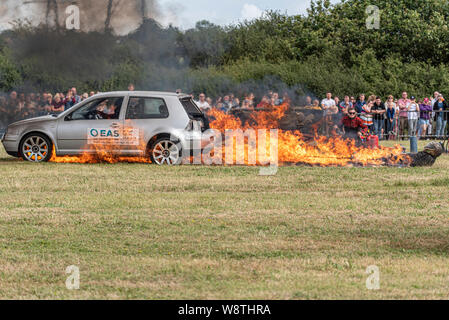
[1,136,20,158]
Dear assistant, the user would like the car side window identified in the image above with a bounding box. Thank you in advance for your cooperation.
[126,97,169,119]
[69,97,124,120]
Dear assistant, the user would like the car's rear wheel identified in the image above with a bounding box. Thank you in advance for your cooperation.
[150,138,182,165]
[20,133,53,163]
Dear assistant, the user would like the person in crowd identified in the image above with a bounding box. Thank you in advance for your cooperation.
[407,96,420,137]
[269,96,278,108]
[82,93,89,101]
[338,107,367,142]
[334,96,340,109]
[339,96,352,114]
[433,94,448,138]
[397,91,410,139]
[312,99,321,110]
[45,93,53,109]
[257,95,270,109]
[206,97,213,109]
[350,96,356,107]
[282,92,290,105]
[371,96,386,140]
[305,96,313,107]
[429,91,439,136]
[17,93,25,112]
[321,92,336,135]
[418,98,432,139]
[89,91,96,97]
[360,100,373,132]
[7,91,18,113]
[241,99,253,110]
[51,94,65,113]
[243,93,256,107]
[64,89,75,110]
[321,92,336,112]
[196,93,211,112]
[214,98,225,112]
[71,87,81,105]
[355,94,366,114]
[326,101,340,136]
[221,95,231,110]
[385,95,396,139]
[128,83,135,91]
[232,97,240,109]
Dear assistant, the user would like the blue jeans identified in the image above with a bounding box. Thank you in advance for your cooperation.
[387,119,395,134]
[436,116,448,137]
[373,119,384,139]
[418,119,430,137]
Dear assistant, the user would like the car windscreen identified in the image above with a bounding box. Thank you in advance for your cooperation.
[180,98,203,117]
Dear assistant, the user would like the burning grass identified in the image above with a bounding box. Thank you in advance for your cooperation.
[0,144,448,299]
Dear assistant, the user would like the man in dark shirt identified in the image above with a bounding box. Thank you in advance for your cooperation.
[371,96,386,140]
[339,107,367,141]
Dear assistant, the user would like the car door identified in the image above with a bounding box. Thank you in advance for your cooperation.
[121,96,171,155]
[56,95,127,154]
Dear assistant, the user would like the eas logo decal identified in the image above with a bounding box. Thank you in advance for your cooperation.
[89,128,120,138]
[87,128,139,145]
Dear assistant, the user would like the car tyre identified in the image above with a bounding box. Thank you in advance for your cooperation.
[19,133,53,163]
[149,137,182,165]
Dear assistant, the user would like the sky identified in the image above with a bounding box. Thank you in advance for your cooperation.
[158,0,341,29]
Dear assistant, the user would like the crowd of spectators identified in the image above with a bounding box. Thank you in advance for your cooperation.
[0,87,96,129]
[1,85,448,140]
[193,90,448,140]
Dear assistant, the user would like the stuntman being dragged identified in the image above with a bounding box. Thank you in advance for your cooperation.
[336,107,367,145]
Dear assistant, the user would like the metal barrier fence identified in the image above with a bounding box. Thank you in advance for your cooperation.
[324,109,449,141]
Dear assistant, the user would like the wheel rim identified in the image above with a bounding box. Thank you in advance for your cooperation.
[22,136,49,162]
[152,140,180,165]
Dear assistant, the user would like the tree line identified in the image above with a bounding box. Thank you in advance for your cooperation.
[2,0,449,99]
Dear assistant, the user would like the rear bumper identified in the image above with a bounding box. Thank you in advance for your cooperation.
[180,131,210,150]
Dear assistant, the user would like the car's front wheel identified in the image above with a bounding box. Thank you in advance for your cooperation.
[150,138,182,165]
[19,133,53,163]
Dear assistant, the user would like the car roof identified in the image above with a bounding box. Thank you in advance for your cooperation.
[92,91,190,98]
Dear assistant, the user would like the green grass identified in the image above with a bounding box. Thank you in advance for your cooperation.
[0,141,448,299]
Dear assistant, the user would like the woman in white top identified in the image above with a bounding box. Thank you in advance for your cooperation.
[407,96,420,137]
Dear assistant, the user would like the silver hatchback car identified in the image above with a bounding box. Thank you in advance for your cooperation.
[2,91,209,165]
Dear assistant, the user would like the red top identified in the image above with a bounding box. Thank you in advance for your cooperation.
[341,116,367,130]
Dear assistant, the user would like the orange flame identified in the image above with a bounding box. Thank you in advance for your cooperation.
[207,103,409,167]
[50,102,410,166]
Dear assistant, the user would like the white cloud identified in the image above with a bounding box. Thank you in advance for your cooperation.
[241,4,263,21]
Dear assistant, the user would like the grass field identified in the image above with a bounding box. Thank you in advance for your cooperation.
[0,141,448,299]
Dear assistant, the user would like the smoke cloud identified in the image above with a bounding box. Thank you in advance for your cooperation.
[0,0,163,34]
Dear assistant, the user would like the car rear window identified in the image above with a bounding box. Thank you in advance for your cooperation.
[126,97,169,119]
[180,98,203,117]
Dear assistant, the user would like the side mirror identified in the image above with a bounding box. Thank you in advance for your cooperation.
[65,114,72,121]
